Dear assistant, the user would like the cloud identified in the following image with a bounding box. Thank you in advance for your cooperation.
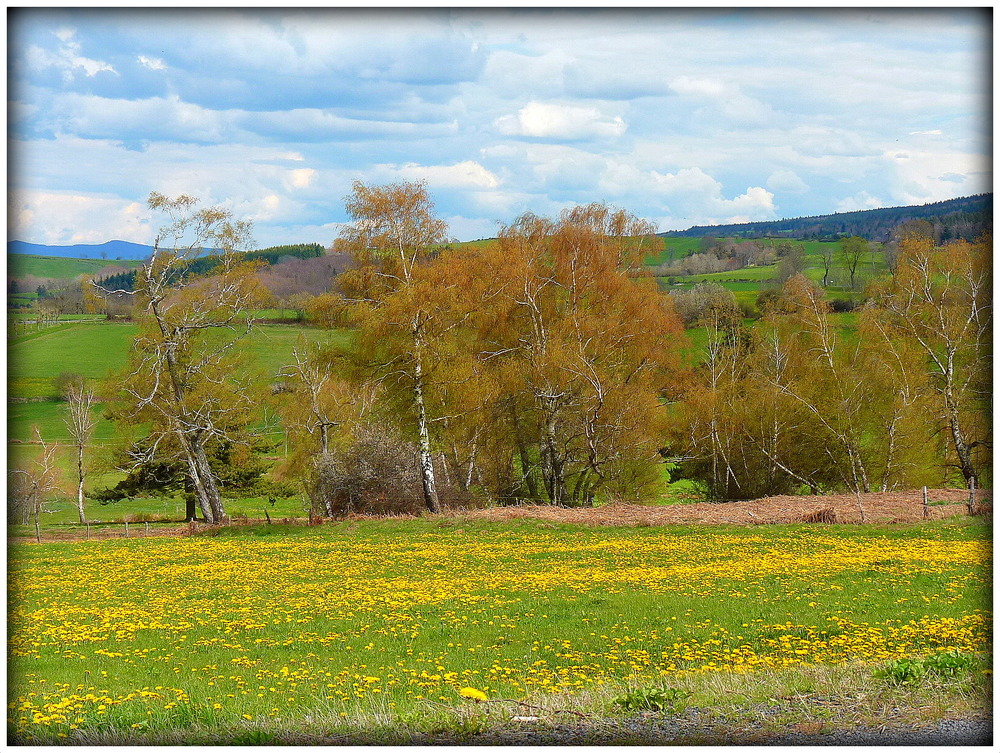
[668,76,775,126]
[766,168,809,194]
[138,55,166,71]
[9,189,151,245]
[24,27,116,82]
[495,102,627,140]
[388,161,500,189]
[836,191,886,212]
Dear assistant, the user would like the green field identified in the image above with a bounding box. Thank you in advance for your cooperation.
[8,254,144,280]
[7,321,353,511]
[7,517,990,744]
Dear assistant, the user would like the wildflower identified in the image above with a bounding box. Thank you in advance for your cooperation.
[458,687,488,702]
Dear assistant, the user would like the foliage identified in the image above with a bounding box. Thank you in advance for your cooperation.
[307,423,425,517]
[662,194,991,242]
[874,651,975,686]
[613,686,691,712]
[101,193,269,524]
[864,234,991,489]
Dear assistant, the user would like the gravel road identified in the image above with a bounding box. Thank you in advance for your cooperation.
[404,711,993,746]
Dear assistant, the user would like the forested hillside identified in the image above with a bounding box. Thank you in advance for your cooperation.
[662,194,991,242]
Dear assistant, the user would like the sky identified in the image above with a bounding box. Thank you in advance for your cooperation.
[7,7,992,248]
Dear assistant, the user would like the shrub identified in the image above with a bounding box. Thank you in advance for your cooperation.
[830,298,857,313]
[874,651,975,685]
[308,424,425,517]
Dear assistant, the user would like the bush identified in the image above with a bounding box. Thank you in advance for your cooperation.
[874,651,975,686]
[308,424,425,517]
[830,298,857,313]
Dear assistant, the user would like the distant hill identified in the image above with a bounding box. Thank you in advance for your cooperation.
[8,239,154,260]
[661,194,992,242]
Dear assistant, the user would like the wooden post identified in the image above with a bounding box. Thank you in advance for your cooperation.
[968,478,976,515]
[145,521,150,536]
[922,486,929,519]
[124,521,130,538]
[86,522,91,540]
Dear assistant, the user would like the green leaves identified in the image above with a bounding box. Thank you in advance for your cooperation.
[613,686,691,713]
[874,651,975,686]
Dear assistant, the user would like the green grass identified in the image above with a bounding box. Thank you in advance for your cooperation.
[7,517,990,744]
[6,321,354,496]
[9,254,144,280]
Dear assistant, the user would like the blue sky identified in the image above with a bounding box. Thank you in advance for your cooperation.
[8,8,992,247]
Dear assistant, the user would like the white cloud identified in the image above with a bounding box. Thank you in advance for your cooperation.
[285,168,317,190]
[836,191,886,212]
[882,147,989,205]
[495,102,627,140]
[668,76,774,126]
[766,168,809,194]
[25,28,116,82]
[391,160,500,189]
[138,55,167,71]
[9,190,152,245]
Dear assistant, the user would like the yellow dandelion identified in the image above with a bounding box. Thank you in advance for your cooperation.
[458,687,488,702]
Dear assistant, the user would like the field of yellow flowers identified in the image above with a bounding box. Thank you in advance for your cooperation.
[8,518,991,743]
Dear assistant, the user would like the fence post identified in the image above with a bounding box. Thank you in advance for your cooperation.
[922,486,929,519]
[145,521,150,536]
[968,478,976,515]
[124,521,130,538]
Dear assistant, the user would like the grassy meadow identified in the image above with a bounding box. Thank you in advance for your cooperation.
[8,517,991,744]
[7,320,352,516]
[8,254,144,280]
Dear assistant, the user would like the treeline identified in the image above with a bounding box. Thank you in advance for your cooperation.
[93,242,324,293]
[665,194,992,243]
[66,188,989,525]
[667,243,990,504]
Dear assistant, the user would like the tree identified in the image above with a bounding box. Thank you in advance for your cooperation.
[470,205,684,506]
[9,427,60,542]
[819,243,835,287]
[775,242,806,283]
[335,180,451,513]
[64,380,98,524]
[101,193,268,524]
[838,235,869,290]
[865,234,991,489]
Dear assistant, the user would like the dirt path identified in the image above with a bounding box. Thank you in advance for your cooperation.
[10,488,990,544]
[454,488,989,527]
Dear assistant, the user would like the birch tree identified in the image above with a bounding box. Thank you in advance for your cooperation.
[102,193,267,524]
[335,181,450,513]
[865,234,991,489]
[64,381,98,523]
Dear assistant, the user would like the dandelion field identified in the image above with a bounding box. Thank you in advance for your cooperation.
[8,518,992,744]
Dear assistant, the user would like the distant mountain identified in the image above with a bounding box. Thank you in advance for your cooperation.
[661,194,992,242]
[7,240,154,260]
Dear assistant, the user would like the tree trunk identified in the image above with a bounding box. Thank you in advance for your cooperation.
[76,444,87,524]
[540,399,565,506]
[412,353,441,513]
[181,437,225,524]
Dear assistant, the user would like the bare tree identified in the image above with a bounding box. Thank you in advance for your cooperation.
[9,427,60,542]
[64,381,98,523]
[99,193,267,524]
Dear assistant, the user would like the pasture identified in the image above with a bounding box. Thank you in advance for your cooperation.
[7,517,990,744]
[7,321,352,511]
[8,254,144,280]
